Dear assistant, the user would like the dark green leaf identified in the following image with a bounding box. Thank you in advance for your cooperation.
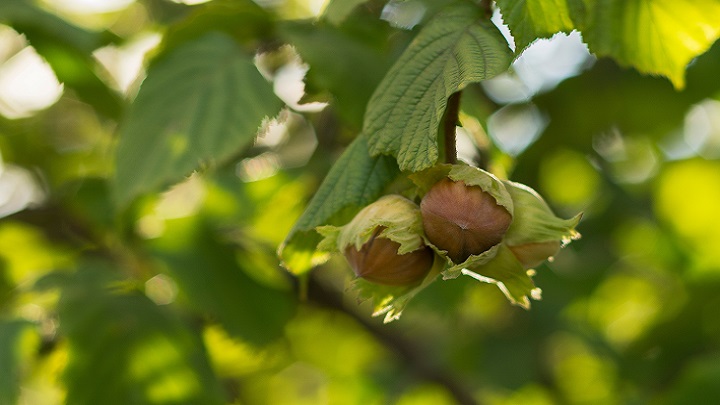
[280,135,400,275]
[114,33,283,205]
[364,1,512,171]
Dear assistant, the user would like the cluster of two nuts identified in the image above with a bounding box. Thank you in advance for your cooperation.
[343,177,522,286]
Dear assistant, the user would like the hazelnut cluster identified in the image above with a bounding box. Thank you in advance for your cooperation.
[318,164,580,298]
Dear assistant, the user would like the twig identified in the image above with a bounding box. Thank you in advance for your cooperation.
[305,274,479,405]
[444,92,462,164]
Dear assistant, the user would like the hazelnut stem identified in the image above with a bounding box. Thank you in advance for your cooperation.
[443,92,461,164]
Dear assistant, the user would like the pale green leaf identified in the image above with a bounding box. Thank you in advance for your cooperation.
[114,33,283,205]
[495,0,575,51]
[503,180,581,246]
[364,2,513,171]
[279,135,400,275]
[573,0,720,89]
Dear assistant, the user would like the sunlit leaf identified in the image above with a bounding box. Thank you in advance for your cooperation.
[152,218,296,345]
[114,33,283,205]
[571,0,720,89]
[364,1,512,171]
[50,265,224,405]
[280,135,400,275]
[496,0,575,51]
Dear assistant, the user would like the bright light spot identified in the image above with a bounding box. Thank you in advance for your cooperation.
[656,159,720,272]
[145,274,178,305]
[381,0,427,30]
[237,152,280,182]
[42,0,135,13]
[0,154,45,218]
[684,99,720,159]
[587,274,661,347]
[273,61,328,112]
[594,131,659,183]
[548,333,618,404]
[130,336,200,402]
[0,25,27,64]
[540,149,600,210]
[135,174,205,239]
[257,112,291,148]
[485,14,593,103]
[487,103,548,156]
[456,126,480,164]
[155,174,206,219]
[0,46,63,119]
[93,32,162,96]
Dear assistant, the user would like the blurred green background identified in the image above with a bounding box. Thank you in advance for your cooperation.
[1,0,720,404]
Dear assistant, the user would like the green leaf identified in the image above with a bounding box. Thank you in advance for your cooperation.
[279,19,402,128]
[322,0,370,25]
[160,0,274,56]
[151,218,296,346]
[114,33,283,205]
[0,0,123,118]
[571,0,720,89]
[279,135,400,275]
[51,265,224,405]
[495,0,575,51]
[364,2,512,172]
[0,320,37,405]
[0,0,118,55]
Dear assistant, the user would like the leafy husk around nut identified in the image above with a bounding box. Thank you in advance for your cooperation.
[502,181,582,268]
[316,194,440,322]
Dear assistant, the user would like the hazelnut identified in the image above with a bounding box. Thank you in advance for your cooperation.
[420,178,512,263]
[344,227,434,286]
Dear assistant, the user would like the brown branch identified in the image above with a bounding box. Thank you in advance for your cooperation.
[305,274,479,405]
[444,92,462,164]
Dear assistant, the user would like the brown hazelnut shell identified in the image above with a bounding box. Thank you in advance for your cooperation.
[344,227,434,286]
[420,178,512,263]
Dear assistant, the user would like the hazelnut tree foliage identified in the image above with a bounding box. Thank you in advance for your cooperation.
[2,0,720,404]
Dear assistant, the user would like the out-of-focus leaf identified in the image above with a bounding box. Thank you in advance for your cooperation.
[364,1,512,171]
[160,0,274,56]
[151,218,296,346]
[495,0,575,51]
[0,0,118,54]
[322,0,370,25]
[661,355,720,405]
[49,265,224,405]
[570,0,720,89]
[279,19,402,128]
[0,0,123,118]
[279,135,400,275]
[0,320,37,405]
[114,33,283,205]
